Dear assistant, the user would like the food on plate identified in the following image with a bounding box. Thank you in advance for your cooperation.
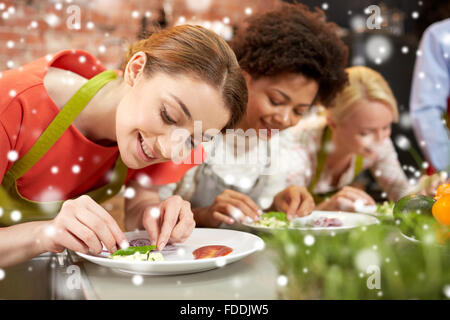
[253,211,290,228]
[129,239,152,247]
[109,245,164,261]
[376,201,394,215]
[192,245,233,259]
[312,216,343,227]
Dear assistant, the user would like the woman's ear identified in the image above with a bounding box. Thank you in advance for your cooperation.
[242,71,252,87]
[124,52,147,87]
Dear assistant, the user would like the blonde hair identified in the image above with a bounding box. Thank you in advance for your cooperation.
[327,66,398,124]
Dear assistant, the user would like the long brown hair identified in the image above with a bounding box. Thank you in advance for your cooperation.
[123,25,248,129]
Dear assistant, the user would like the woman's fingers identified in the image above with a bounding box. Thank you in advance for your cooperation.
[57,229,89,254]
[75,210,117,253]
[65,218,103,254]
[336,197,355,211]
[225,189,261,214]
[224,198,259,222]
[143,207,161,246]
[81,195,128,248]
[342,187,375,205]
[169,203,196,243]
[212,211,235,225]
[296,190,315,217]
[157,199,183,250]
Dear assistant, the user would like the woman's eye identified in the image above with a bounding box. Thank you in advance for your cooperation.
[185,136,196,150]
[269,97,282,106]
[161,106,177,125]
[359,132,370,137]
[294,108,307,116]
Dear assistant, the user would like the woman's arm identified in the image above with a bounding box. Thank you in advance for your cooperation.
[370,139,411,202]
[0,221,49,268]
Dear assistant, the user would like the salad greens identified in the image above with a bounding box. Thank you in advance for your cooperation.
[110,245,156,257]
[254,211,290,228]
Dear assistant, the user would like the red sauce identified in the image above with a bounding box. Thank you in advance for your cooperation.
[192,245,233,260]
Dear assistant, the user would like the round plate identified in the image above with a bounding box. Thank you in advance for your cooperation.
[75,228,264,275]
[243,210,380,235]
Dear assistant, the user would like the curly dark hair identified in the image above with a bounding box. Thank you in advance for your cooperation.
[230,2,349,106]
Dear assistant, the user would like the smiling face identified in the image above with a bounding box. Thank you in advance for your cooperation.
[240,72,318,138]
[330,99,394,158]
[115,68,230,169]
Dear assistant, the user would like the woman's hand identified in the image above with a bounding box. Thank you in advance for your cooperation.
[195,189,262,227]
[270,185,315,219]
[317,186,375,212]
[416,172,449,196]
[39,195,128,255]
[141,195,195,251]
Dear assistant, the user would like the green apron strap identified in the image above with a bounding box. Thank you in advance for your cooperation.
[7,70,117,182]
[308,126,332,193]
[308,126,364,196]
[354,155,364,178]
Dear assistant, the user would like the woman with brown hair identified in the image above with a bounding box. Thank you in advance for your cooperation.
[0,25,247,267]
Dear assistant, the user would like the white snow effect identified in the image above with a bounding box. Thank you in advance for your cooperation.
[8,89,16,97]
[123,187,136,199]
[215,257,227,267]
[132,275,144,286]
[149,207,160,219]
[244,7,252,15]
[71,164,81,174]
[7,150,18,161]
[395,135,411,150]
[321,3,329,10]
[411,11,419,19]
[0,269,5,281]
[0,207,3,218]
[136,173,152,188]
[131,10,139,19]
[277,275,288,286]
[10,210,21,222]
[304,234,315,246]
[51,166,59,174]
[354,248,380,272]
[443,285,450,299]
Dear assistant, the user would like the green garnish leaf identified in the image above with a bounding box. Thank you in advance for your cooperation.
[261,211,289,222]
[110,245,156,257]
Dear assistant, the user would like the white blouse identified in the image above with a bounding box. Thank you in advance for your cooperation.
[283,114,412,201]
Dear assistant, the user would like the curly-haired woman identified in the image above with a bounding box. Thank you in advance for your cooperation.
[163,3,349,227]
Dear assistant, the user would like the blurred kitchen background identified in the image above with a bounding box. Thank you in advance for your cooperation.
[0,0,448,227]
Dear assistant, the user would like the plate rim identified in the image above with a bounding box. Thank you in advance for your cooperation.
[75,228,265,265]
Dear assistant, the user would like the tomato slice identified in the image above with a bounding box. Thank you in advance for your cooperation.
[192,245,233,259]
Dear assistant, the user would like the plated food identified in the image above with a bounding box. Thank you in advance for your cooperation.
[109,245,164,262]
[75,229,264,275]
[243,210,379,234]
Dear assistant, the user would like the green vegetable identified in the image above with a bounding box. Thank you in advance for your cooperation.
[393,195,435,239]
[376,201,394,215]
[261,211,288,222]
[110,245,156,257]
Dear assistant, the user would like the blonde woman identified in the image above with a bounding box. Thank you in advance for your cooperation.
[285,66,411,211]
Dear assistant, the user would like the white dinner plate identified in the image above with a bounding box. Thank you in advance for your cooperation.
[75,228,265,275]
[243,210,380,235]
